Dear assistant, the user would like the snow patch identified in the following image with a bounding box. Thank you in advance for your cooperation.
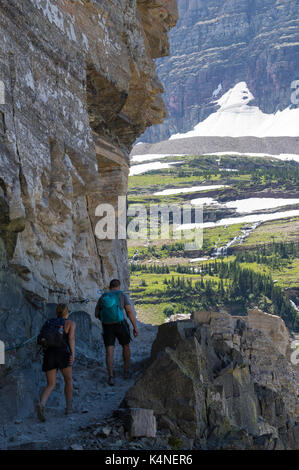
[129,161,181,176]
[154,185,227,196]
[212,83,222,97]
[177,210,299,231]
[131,153,187,163]
[190,197,217,206]
[224,198,299,213]
[170,82,299,139]
[290,300,299,312]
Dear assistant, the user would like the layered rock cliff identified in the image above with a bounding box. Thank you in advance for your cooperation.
[0,0,177,313]
[140,0,299,143]
[0,0,177,421]
[125,312,299,450]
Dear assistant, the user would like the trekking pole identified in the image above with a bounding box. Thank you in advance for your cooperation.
[4,334,39,352]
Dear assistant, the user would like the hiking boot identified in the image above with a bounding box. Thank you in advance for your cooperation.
[36,403,46,422]
[124,370,130,380]
[108,376,115,386]
[65,406,73,416]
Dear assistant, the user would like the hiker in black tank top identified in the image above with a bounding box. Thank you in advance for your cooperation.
[36,304,76,422]
[42,318,71,372]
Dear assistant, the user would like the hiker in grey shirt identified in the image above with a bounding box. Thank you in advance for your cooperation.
[95,279,138,386]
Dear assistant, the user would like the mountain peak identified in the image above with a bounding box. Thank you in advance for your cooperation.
[139,0,299,143]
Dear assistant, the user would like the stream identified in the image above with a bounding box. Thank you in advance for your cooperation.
[211,221,261,257]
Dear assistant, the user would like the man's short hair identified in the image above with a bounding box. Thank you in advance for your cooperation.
[110,279,121,289]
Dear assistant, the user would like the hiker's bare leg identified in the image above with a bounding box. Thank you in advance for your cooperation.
[61,366,72,409]
[106,346,114,377]
[40,369,57,406]
[123,344,130,373]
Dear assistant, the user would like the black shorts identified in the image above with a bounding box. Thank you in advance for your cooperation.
[42,347,71,372]
[102,321,131,347]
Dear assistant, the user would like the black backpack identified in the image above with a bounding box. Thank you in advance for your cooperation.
[37,318,67,349]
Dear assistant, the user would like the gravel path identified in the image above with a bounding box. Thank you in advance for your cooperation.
[0,321,157,450]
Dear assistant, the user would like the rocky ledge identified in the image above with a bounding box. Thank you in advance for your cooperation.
[125,309,299,450]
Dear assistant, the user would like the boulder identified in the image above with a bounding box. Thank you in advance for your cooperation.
[126,335,202,439]
[150,319,195,362]
[129,409,157,438]
[125,316,299,449]
[70,444,84,451]
[193,309,230,325]
[246,308,290,356]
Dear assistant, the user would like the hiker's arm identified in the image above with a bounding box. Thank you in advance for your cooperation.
[125,305,138,337]
[68,322,76,365]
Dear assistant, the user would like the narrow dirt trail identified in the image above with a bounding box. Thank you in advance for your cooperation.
[1,321,158,450]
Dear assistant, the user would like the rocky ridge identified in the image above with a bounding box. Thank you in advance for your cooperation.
[125,310,299,450]
[140,0,299,143]
[131,136,299,160]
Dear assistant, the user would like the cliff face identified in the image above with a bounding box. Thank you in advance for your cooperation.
[0,0,177,421]
[140,0,299,143]
[0,0,178,311]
